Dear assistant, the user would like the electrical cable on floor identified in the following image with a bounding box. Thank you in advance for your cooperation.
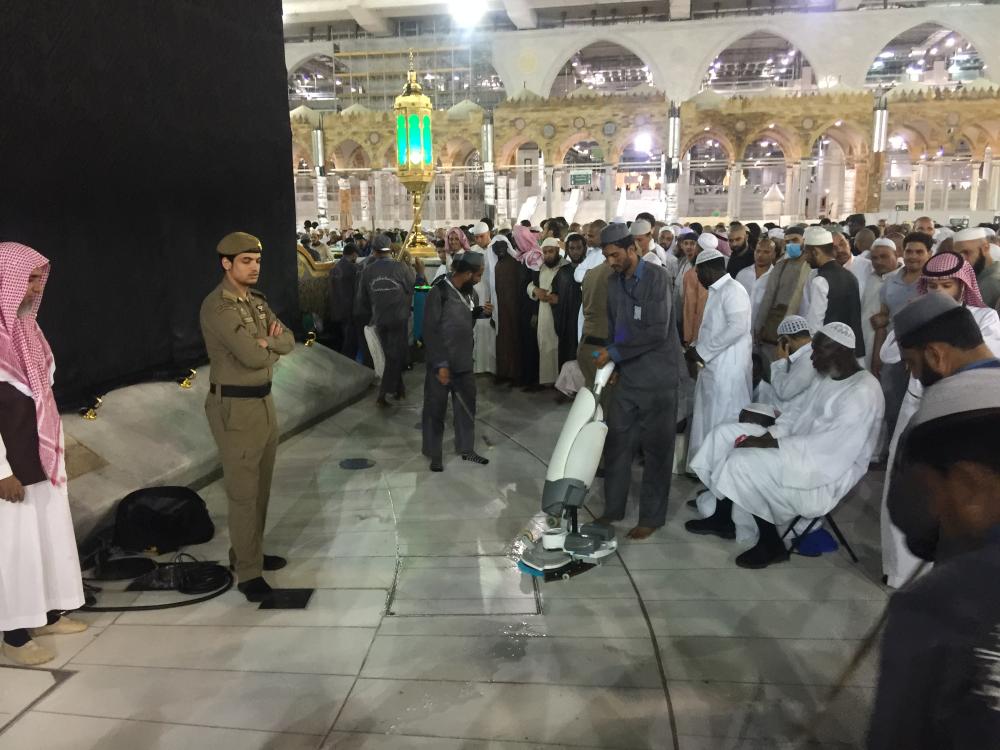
[80,552,234,612]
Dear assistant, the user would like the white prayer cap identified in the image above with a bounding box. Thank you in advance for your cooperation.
[530,225,542,233]
[803,226,833,246]
[612,215,626,224]
[985,227,997,238]
[695,248,725,265]
[777,315,810,336]
[677,227,696,238]
[742,402,780,419]
[767,227,785,240]
[818,321,855,349]
[697,233,719,252]
[541,237,561,248]
[953,226,987,243]
[472,222,490,236]
[630,219,653,237]
[872,238,897,251]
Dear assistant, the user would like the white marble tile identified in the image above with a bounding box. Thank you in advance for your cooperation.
[0,712,321,750]
[0,627,105,670]
[322,732,601,749]
[645,599,886,640]
[35,664,352,735]
[631,567,886,601]
[115,588,386,628]
[0,714,10,732]
[668,680,873,746]
[69,624,375,675]
[335,678,672,748]
[0,667,56,715]
[660,636,877,687]
[361,634,660,688]
[390,556,535,615]
[269,556,397,589]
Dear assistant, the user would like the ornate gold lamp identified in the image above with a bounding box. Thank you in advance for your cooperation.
[394,52,437,260]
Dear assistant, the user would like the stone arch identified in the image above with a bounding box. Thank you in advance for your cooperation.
[497,134,545,167]
[863,22,990,88]
[806,118,870,160]
[696,31,817,95]
[540,36,666,102]
[681,130,736,163]
[741,124,800,163]
[441,136,479,168]
[608,127,664,165]
[554,131,600,164]
[886,125,930,158]
[330,139,372,170]
[956,124,994,161]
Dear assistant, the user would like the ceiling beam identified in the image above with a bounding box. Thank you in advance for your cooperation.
[504,0,538,29]
[668,0,690,21]
[347,3,391,34]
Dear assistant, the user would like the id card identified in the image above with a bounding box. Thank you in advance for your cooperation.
[633,305,642,321]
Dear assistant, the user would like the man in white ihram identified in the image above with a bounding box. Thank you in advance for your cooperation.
[684,246,753,471]
[755,315,817,419]
[684,322,884,568]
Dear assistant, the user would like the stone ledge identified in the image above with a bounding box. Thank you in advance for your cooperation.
[64,344,375,541]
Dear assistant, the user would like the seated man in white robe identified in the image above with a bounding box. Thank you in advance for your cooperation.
[755,315,817,421]
[685,322,884,569]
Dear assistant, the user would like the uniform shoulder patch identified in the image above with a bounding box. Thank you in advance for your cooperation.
[249,288,269,301]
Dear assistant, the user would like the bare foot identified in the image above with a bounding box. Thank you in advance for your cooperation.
[626,526,656,540]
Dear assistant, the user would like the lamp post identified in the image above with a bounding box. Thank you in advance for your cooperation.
[394,52,437,259]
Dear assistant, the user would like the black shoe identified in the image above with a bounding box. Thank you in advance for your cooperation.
[263,555,287,571]
[237,577,273,602]
[686,498,698,509]
[685,516,736,540]
[735,541,789,569]
[462,451,489,465]
[429,459,444,472]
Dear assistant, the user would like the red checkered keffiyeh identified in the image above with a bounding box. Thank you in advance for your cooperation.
[918,250,986,308]
[0,242,64,485]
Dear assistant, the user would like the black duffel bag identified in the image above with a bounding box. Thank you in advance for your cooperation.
[113,486,215,554]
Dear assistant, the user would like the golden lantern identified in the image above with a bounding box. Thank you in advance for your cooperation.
[394,52,437,260]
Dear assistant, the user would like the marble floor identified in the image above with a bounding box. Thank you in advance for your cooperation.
[0,372,889,749]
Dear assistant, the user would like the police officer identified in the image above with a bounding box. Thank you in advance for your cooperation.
[200,232,294,601]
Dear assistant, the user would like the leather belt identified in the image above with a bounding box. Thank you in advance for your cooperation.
[582,336,608,346]
[210,383,271,398]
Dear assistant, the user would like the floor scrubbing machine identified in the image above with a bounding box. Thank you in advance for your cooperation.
[517,362,618,581]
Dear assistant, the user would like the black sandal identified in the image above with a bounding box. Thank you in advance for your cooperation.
[461,452,489,465]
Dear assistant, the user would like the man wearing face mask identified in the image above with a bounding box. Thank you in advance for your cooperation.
[755,225,811,363]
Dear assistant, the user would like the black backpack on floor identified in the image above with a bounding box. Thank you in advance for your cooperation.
[112,486,215,554]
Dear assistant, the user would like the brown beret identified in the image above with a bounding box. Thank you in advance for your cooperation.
[217,232,262,256]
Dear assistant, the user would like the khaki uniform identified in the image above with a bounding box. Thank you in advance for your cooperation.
[200,277,294,582]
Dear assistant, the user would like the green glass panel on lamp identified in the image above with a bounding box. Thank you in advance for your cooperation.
[396,114,406,165]
[422,115,433,166]
[407,114,422,165]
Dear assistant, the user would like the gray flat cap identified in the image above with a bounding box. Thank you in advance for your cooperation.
[601,223,632,246]
[893,293,960,342]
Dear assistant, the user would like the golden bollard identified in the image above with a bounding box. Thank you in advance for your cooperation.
[178,368,197,389]
[81,396,103,420]
[305,331,317,347]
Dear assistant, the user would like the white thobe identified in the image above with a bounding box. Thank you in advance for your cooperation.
[0,371,84,631]
[470,248,496,374]
[842,254,873,300]
[688,274,753,467]
[879,305,1000,587]
[735,265,772,331]
[527,262,564,385]
[756,343,818,423]
[800,270,828,333]
[713,369,883,527]
[860,270,888,370]
[640,251,663,268]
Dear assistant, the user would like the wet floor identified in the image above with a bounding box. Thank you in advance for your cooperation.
[0,371,888,749]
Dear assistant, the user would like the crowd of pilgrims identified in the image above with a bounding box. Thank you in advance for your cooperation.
[323,212,1000,577]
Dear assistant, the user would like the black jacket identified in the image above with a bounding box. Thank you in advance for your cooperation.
[817,260,864,357]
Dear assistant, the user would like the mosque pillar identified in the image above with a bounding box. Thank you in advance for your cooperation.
[372,171,383,226]
[865,152,885,214]
[443,172,453,222]
[482,111,496,225]
[726,161,742,218]
[547,166,562,217]
[337,177,352,230]
[923,162,936,212]
[603,166,616,222]
[310,129,328,224]
[457,174,466,223]
[969,162,982,211]
[907,162,920,212]
[664,101,681,223]
[796,161,810,218]
[940,157,954,212]
[783,163,797,217]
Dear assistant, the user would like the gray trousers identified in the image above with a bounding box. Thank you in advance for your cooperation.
[377,322,409,398]
[602,386,678,528]
[422,369,476,460]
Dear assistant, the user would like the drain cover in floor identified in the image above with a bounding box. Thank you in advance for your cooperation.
[339,458,375,470]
